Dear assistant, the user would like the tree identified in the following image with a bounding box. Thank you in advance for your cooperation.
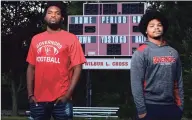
[1,1,46,116]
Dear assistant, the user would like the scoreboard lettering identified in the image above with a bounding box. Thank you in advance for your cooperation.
[101,16,127,24]
[68,2,146,56]
[132,16,142,23]
[71,16,96,24]
[77,36,97,44]
[132,36,146,43]
[101,36,127,44]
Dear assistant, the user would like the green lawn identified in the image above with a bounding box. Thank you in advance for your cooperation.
[1,116,28,120]
[1,116,191,120]
[1,116,120,120]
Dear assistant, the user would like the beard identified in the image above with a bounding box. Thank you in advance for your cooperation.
[45,20,62,30]
[151,32,163,40]
[152,35,162,40]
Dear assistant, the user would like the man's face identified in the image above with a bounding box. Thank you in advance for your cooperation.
[44,6,63,30]
[146,19,163,39]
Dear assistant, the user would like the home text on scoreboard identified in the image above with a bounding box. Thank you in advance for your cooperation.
[70,16,97,24]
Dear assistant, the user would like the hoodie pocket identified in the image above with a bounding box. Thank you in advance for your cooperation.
[150,81,164,95]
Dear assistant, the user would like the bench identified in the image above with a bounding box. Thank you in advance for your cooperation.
[73,107,119,118]
[26,106,119,118]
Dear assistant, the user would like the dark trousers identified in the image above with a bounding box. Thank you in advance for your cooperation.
[137,104,183,120]
[29,101,73,120]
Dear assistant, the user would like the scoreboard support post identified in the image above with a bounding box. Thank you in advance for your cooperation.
[86,69,92,107]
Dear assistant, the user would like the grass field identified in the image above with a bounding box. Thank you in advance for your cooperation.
[1,116,28,120]
[1,116,121,120]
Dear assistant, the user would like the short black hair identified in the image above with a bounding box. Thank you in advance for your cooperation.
[139,10,169,37]
[44,1,66,17]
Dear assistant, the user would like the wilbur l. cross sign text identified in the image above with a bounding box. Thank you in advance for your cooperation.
[68,2,146,69]
[83,58,131,69]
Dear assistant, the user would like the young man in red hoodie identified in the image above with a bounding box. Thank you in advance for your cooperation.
[26,2,86,120]
[131,10,184,120]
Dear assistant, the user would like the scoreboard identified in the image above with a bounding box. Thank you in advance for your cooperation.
[68,2,147,56]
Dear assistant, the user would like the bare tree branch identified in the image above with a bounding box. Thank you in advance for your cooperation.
[17,74,26,93]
